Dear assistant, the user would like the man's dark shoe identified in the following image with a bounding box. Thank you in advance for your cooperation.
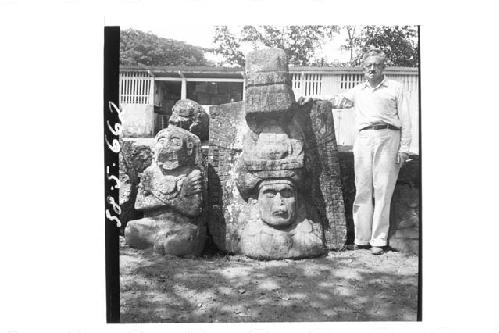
[353,244,371,250]
[371,246,384,255]
[344,244,370,251]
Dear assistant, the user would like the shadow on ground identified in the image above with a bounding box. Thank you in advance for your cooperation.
[120,237,418,323]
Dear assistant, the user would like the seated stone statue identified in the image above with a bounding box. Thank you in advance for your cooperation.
[124,126,206,256]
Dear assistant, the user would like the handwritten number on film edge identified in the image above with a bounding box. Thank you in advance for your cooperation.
[106,102,122,228]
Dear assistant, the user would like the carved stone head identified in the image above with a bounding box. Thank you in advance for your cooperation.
[257,179,297,227]
[170,99,209,140]
[154,126,196,171]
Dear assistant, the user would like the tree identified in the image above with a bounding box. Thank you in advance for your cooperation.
[212,26,245,66]
[340,25,359,64]
[120,29,208,66]
[212,25,340,66]
[344,25,419,67]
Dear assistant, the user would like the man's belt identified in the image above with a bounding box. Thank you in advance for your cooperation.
[360,123,401,131]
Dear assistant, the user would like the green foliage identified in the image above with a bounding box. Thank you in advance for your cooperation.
[213,25,340,66]
[120,29,207,66]
[344,26,419,67]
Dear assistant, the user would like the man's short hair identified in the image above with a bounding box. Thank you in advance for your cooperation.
[362,47,387,64]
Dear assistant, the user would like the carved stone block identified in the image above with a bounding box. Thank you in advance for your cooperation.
[244,84,295,115]
[207,102,246,253]
[245,48,289,73]
[297,100,347,249]
[245,71,291,86]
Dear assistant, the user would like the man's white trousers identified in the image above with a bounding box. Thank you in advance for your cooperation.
[353,129,401,247]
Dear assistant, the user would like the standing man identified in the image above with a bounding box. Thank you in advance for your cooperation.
[331,48,412,255]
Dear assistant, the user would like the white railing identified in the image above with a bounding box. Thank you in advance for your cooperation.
[340,73,364,89]
[119,71,154,105]
[290,71,418,95]
[291,73,323,98]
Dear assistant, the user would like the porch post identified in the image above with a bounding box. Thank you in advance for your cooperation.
[149,76,155,105]
[242,70,246,102]
[179,71,187,99]
[300,71,305,97]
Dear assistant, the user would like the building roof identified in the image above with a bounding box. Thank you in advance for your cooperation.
[120,65,418,77]
[289,66,419,74]
[120,65,244,79]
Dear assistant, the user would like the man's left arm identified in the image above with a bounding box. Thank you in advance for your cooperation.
[396,83,412,166]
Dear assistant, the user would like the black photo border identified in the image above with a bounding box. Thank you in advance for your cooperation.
[104,26,120,323]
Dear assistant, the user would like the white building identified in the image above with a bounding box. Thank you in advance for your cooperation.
[120,65,419,154]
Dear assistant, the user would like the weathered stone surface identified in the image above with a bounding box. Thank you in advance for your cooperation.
[244,49,295,120]
[119,171,132,205]
[238,180,325,259]
[233,107,328,259]
[296,100,347,249]
[207,102,246,253]
[245,83,295,115]
[389,184,420,255]
[235,116,306,202]
[208,102,246,150]
[245,71,290,86]
[120,139,154,182]
[240,198,325,259]
[125,214,206,256]
[119,138,154,227]
[170,99,209,141]
[246,48,289,73]
[124,126,207,256]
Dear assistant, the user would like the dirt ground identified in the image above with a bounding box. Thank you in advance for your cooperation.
[120,236,419,323]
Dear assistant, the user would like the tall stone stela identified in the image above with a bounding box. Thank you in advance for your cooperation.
[208,48,347,259]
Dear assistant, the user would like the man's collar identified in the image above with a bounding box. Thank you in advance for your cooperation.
[363,77,387,89]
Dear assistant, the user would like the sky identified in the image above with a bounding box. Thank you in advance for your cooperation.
[120,23,352,64]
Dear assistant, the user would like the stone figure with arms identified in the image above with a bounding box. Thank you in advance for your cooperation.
[124,124,206,256]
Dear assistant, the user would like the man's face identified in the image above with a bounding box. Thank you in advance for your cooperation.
[363,55,385,83]
[258,180,297,227]
[155,131,188,171]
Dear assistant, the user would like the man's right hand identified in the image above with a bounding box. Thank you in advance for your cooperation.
[330,96,354,109]
[297,97,317,106]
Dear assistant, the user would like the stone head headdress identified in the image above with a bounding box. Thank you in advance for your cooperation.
[236,48,307,201]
